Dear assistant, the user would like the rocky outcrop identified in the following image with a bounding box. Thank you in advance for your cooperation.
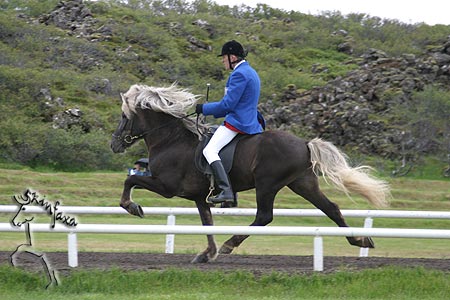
[39,0,112,41]
[37,87,91,132]
[260,37,450,158]
[52,108,88,131]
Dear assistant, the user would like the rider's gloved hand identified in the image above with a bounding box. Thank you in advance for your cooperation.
[195,104,203,114]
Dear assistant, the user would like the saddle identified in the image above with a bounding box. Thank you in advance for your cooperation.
[194,130,247,175]
[194,129,249,208]
[195,112,265,175]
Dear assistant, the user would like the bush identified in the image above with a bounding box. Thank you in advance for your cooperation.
[0,115,48,164]
[397,86,450,155]
[32,127,123,171]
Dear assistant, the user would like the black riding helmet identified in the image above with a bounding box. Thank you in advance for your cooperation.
[218,40,246,57]
[218,40,247,70]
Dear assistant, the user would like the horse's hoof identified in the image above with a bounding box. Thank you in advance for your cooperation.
[362,237,375,248]
[347,236,375,248]
[120,202,144,218]
[191,253,209,263]
[218,244,234,254]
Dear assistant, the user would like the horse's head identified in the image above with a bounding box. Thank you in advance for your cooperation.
[110,111,145,153]
[10,191,35,227]
[111,83,206,153]
[111,87,146,153]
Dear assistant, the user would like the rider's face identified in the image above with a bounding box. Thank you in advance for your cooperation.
[221,54,236,70]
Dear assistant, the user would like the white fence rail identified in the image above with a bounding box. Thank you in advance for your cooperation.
[1,206,450,271]
[2,205,450,219]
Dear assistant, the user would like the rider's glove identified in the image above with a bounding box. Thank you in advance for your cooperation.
[195,104,203,114]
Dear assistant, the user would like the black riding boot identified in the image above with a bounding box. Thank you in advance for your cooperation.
[208,160,234,204]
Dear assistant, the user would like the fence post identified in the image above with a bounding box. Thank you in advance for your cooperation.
[313,236,323,271]
[359,217,373,257]
[68,232,78,267]
[165,214,176,253]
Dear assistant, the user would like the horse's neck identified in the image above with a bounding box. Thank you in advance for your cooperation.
[145,127,198,153]
[144,113,198,149]
[24,223,32,245]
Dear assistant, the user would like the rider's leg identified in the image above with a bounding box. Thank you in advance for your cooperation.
[203,125,237,203]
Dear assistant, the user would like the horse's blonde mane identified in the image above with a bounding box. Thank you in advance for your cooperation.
[121,83,208,137]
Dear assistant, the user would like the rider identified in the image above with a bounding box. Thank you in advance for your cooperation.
[196,40,263,204]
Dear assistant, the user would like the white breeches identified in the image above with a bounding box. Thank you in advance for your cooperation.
[203,125,238,164]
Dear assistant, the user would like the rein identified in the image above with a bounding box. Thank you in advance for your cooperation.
[113,111,198,144]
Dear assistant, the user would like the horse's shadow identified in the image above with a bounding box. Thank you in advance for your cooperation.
[9,193,59,289]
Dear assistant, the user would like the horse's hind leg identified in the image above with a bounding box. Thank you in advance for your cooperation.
[288,176,374,248]
[219,189,277,254]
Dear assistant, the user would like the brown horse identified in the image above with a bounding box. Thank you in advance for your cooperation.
[111,83,390,263]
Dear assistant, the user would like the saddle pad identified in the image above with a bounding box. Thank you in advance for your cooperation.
[195,133,247,175]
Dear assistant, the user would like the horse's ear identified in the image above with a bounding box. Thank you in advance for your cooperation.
[120,92,129,110]
[120,93,132,118]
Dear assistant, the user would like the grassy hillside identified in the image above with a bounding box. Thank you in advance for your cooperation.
[1,0,450,170]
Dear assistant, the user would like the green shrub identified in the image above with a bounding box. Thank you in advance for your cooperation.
[32,127,123,171]
[393,86,450,155]
[0,115,48,164]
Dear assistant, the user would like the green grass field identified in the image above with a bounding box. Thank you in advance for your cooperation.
[0,168,449,299]
[0,265,449,300]
[0,168,448,257]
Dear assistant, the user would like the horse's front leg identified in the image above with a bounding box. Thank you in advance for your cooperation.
[191,199,217,263]
[120,175,173,218]
[120,176,144,218]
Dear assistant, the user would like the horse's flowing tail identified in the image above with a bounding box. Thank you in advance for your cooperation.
[307,138,390,208]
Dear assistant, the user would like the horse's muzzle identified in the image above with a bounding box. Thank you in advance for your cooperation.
[110,135,126,153]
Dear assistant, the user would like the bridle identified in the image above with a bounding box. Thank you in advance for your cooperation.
[112,111,199,145]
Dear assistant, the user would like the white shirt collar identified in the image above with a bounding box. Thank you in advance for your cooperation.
[233,60,246,70]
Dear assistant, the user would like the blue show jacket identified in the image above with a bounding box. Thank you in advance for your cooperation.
[202,61,263,134]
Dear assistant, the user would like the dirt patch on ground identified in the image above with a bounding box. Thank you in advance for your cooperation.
[1,251,449,275]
